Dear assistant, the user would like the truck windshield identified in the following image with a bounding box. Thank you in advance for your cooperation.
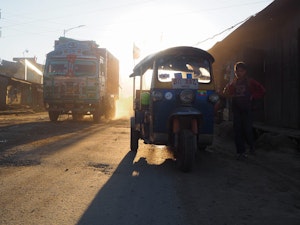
[74,60,97,76]
[46,60,68,75]
[157,57,211,83]
[45,60,97,76]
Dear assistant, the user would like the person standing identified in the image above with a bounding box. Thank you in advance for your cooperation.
[223,62,265,159]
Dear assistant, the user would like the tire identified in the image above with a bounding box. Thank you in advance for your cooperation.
[93,113,101,123]
[48,111,59,122]
[93,104,101,123]
[72,113,84,121]
[105,99,116,120]
[130,117,139,151]
[198,144,208,151]
[130,128,139,152]
[105,104,116,120]
[176,129,196,172]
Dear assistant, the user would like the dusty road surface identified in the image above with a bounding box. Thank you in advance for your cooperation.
[0,108,299,225]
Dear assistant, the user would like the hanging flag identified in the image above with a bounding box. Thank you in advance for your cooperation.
[133,43,140,59]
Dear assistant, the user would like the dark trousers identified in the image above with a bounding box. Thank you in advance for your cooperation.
[232,106,254,154]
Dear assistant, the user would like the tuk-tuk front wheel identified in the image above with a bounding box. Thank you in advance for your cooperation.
[176,129,196,172]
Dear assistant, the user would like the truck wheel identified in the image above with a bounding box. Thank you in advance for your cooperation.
[93,105,101,123]
[111,104,116,118]
[105,100,116,120]
[93,113,101,123]
[48,111,60,122]
[72,113,84,121]
[176,129,196,172]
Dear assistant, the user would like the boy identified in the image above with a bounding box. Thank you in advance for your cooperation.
[223,62,265,159]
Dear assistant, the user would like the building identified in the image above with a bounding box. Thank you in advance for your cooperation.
[0,58,44,110]
[209,0,300,129]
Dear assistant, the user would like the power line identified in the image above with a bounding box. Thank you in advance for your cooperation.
[1,0,153,29]
[194,15,252,46]
[1,0,272,31]
[0,1,272,42]
[0,0,154,39]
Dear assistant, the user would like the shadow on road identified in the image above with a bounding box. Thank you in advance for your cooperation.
[0,119,112,166]
[77,150,186,225]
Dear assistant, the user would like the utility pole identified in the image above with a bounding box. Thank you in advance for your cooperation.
[0,9,2,38]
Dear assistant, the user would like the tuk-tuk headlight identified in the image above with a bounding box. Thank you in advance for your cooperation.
[180,90,194,104]
[152,91,163,101]
[208,93,219,103]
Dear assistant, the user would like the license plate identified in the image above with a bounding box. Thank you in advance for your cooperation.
[172,78,198,89]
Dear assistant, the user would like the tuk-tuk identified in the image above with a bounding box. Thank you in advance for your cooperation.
[130,46,218,172]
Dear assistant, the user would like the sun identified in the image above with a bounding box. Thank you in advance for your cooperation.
[93,2,215,97]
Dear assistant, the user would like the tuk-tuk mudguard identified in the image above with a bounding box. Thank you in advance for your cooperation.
[145,107,202,145]
[169,107,214,147]
[170,107,202,130]
[169,106,202,133]
[170,107,202,117]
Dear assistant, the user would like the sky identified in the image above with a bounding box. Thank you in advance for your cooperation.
[0,0,273,94]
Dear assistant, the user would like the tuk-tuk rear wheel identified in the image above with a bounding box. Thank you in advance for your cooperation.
[130,128,139,152]
[176,129,196,172]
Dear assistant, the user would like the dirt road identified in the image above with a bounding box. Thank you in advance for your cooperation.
[0,111,299,225]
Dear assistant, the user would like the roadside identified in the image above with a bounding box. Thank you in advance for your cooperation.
[212,121,300,190]
[0,104,45,115]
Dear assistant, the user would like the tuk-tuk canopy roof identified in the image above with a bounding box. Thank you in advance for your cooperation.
[129,46,214,77]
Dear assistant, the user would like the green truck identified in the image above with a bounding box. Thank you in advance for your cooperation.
[43,37,119,122]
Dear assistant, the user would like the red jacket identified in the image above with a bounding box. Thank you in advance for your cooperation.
[224,78,265,100]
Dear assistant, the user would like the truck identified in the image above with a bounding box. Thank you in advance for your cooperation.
[43,37,119,122]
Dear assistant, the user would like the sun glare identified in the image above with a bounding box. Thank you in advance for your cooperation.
[96,2,216,99]
[115,97,133,119]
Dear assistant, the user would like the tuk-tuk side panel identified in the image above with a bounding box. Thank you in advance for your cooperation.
[151,89,176,133]
[195,89,215,134]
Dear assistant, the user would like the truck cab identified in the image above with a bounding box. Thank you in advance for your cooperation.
[43,37,119,122]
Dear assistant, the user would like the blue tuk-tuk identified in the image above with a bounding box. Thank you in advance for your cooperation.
[130,46,218,172]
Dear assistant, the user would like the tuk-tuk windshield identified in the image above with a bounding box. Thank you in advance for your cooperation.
[157,57,211,83]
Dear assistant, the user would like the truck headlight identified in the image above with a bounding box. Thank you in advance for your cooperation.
[180,90,194,104]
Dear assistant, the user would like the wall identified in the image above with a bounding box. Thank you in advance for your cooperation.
[209,0,300,129]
